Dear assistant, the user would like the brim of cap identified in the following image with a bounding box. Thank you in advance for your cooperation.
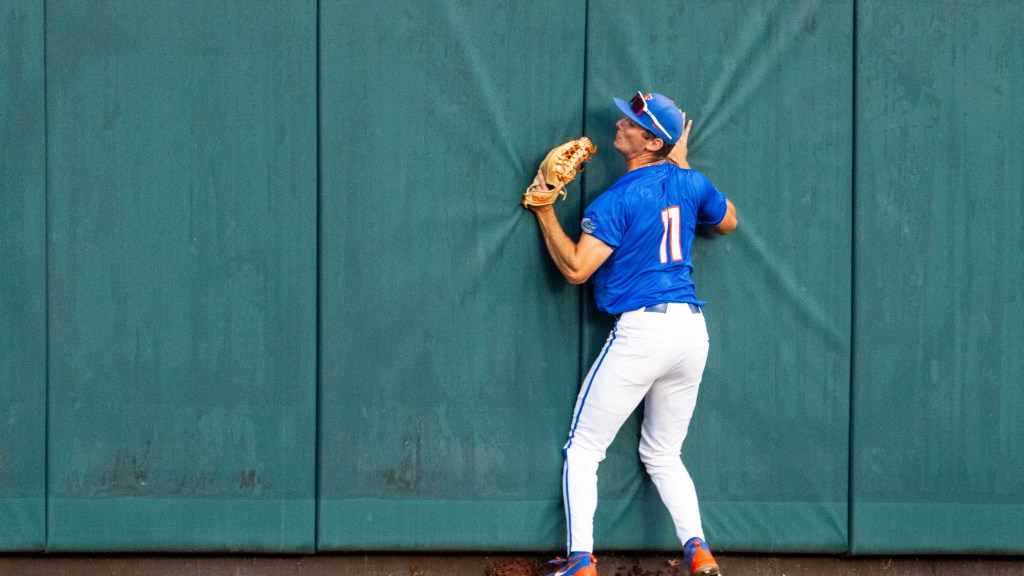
[613,97,649,130]
[612,97,678,143]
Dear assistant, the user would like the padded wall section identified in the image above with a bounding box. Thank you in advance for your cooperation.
[0,0,47,551]
[45,1,317,551]
[583,0,852,552]
[852,0,1024,554]
[318,0,585,550]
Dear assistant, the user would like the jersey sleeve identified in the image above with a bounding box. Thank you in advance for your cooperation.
[693,171,729,226]
[581,188,629,249]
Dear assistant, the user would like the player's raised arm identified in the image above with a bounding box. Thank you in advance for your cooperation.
[669,115,737,236]
[713,199,738,235]
[666,111,693,169]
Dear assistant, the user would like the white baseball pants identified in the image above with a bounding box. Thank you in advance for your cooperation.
[562,302,710,553]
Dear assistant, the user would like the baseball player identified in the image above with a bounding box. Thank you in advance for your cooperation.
[525,92,737,576]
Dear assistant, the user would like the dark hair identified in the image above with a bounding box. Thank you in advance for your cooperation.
[641,129,675,159]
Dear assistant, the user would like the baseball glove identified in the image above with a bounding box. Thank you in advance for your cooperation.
[522,137,596,207]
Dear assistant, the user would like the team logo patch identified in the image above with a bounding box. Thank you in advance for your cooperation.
[580,217,597,233]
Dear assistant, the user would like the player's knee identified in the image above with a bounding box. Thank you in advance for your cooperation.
[564,442,606,465]
[638,445,679,470]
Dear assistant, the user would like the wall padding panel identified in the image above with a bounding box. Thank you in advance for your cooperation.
[0,0,46,551]
[582,0,852,552]
[852,0,1024,554]
[45,0,317,551]
[317,0,586,551]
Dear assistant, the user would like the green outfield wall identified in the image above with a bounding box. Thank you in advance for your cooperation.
[1,0,46,551]
[316,0,586,551]
[851,0,1024,554]
[44,0,317,552]
[0,0,1021,555]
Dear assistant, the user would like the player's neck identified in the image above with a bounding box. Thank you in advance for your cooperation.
[625,152,665,172]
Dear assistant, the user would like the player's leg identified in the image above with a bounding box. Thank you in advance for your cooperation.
[561,313,671,555]
[637,307,710,548]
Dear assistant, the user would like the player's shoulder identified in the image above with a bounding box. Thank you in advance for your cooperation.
[598,171,643,203]
[598,164,697,205]
[609,163,670,191]
[682,166,714,185]
[662,163,709,181]
[666,166,718,196]
[637,163,710,190]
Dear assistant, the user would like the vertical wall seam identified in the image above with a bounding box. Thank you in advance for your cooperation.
[314,0,322,553]
[42,0,50,553]
[847,0,857,556]
[578,0,590,395]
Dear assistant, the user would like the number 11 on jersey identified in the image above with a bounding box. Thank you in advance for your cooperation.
[660,206,683,264]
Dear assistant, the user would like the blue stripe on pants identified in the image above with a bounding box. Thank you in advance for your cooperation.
[562,322,618,552]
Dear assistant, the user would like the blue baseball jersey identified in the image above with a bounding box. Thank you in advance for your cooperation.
[581,163,727,314]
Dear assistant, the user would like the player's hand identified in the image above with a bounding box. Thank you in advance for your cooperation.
[667,111,693,169]
[525,169,554,213]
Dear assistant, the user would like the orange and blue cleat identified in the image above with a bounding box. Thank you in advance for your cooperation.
[546,552,597,576]
[684,537,720,576]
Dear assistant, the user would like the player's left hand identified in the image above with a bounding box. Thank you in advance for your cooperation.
[525,169,553,212]
[523,137,595,210]
[667,111,693,169]
[532,168,549,190]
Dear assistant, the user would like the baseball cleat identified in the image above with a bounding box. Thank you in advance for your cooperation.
[684,537,720,576]
[545,553,597,576]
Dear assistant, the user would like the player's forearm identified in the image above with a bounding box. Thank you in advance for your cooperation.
[667,148,690,169]
[532,207,590,284]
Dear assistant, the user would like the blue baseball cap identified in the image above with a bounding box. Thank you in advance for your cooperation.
[613,91,683,144]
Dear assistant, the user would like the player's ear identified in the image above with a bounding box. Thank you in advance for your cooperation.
[646,138,665,153]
